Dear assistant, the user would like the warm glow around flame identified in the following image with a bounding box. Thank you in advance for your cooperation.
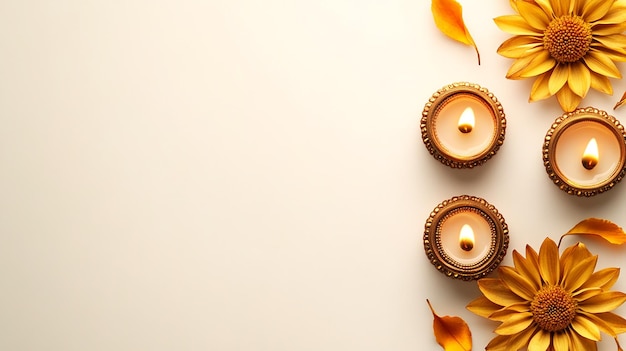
[459,224,474,251]
[582,138,599,170]
[457,107,475,133]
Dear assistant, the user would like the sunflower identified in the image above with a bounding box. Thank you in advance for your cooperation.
[495,0,626,112]
[467,237,626,351]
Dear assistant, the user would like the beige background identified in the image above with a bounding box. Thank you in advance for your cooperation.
[2,1,626,350]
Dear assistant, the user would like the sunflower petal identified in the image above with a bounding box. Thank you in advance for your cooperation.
[517,0,551,29]
[595,312,626,334]
[585,50,623,78]
[507,326,539,350]
[466,296,502,318]
[573,287,603,301]
[563,255,598,292]
[498,266,537,300]
[486,335,509,351]
[538,237,560,285]
[528,329,551,351]
[593,22,626,36]
[580,291,626,313]
[507,52,542,79]
[593,34,626,54]
[580,267,620,290]
[582,0,614,22]
[494,15,544,36]
[567,61,592,98]
[513,249,542,290]
[568,328,598,351]
[572,314,602,341]
[530,72,553,102]
[589,70,613,94]
[534,0,555,16]
[497,35,544,58]
[553,331,569,351]
[556,84,582,112]
[478,278,527,306]
[494,312,533,335]
[549,0,567,17]
[560,242,592,274]
[519,51,557,78]
[579,311,620,337]
[549,64,569,94]
[594,1,626,25]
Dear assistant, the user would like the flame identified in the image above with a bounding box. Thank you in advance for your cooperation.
[457,107,475,133]
[582,138,599,170]
[459,224,474,251]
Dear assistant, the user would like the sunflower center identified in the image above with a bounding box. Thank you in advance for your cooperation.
[530,285,578,332]
[543,15,592,63]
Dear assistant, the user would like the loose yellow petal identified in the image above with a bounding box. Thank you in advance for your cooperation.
[431,0,480,64]
[560,218,626,246]
[615,91,626,110]
[427,299,473,351]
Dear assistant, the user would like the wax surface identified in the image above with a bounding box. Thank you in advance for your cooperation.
[554,121,621,187]
[433,95,496,159]
[439,210,492,266]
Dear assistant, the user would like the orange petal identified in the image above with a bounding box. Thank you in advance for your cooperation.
[431,0,480,64]
[427,299,472,351]
[560,218,626,245]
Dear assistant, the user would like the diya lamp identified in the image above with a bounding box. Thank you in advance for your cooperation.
[421,82,506,168]
[423,195,509,281]
[543,107,626,196]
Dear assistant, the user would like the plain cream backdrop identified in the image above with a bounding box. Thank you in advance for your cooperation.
[2,1,626,350]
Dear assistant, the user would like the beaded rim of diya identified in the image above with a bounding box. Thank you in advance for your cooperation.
[423,195,509,281]
[543,107,626,197]
[421,82,506,169]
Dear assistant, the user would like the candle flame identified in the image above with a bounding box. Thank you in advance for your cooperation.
[582,138,599,170]
[457,107,475,134]
[459,224,474,251]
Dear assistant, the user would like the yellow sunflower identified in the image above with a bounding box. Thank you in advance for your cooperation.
[467,237,626,351]
[495,0,626,112]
